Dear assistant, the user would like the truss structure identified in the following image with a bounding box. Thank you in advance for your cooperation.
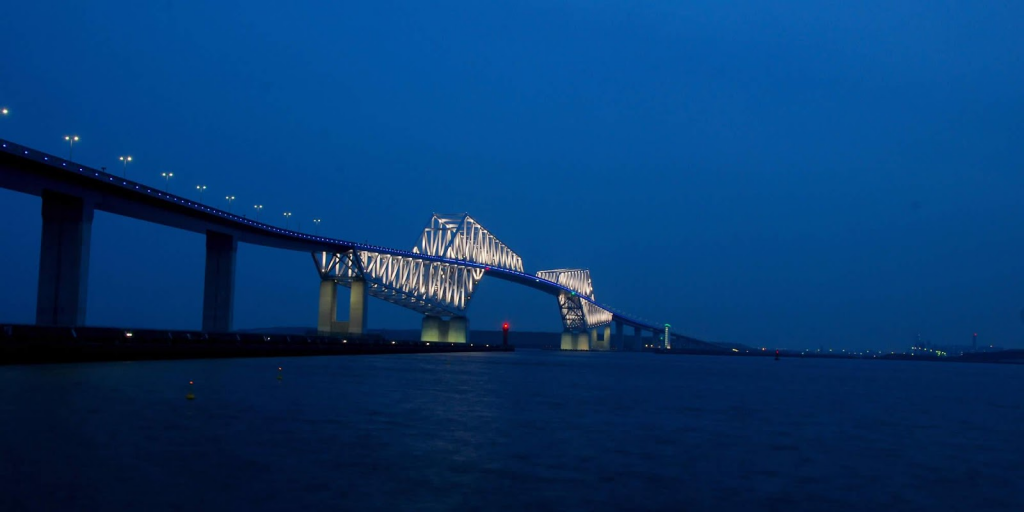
[535,269,613,331]
[412,213,523,272]
[313,213,522,317]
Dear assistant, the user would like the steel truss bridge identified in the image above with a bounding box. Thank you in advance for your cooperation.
[0,137,712,350]
[311,212,705,349]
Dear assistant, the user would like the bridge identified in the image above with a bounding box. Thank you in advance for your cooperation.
[0,137,712,351]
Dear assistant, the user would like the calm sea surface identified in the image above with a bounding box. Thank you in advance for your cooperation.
[1,350,1021,511]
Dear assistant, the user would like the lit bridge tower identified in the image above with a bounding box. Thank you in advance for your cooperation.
[534,269,612,351]
[312,213,522,342]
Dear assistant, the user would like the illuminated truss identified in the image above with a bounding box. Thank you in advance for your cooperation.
[535,269,613,331]
[412,213,523,272]
[313,213,522,317]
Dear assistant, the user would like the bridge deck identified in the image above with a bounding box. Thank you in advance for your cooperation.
[1,138,704,341]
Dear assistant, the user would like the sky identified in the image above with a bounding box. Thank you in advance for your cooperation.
[1,1,1022,351]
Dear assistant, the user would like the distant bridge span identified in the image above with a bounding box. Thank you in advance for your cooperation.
[0,138,712,350]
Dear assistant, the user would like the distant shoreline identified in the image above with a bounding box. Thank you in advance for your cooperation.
[653,347,1024,365]
[0,324,512,365]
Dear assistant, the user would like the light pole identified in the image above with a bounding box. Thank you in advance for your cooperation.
[196,185,206,202]
[283,212,292,229]
[119,155,132,177]
[313,218,321,234]
[161,172,173,191]
[254,204,263,221]
[225,195,236,212]
[64,135,80,161]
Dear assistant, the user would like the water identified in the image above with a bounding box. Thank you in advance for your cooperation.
[1,351,1021,511]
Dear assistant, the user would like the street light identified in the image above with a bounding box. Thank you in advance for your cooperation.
[196,185,206,202]
[160,172,173,191]
[225,195,235,212]
[1,107,7,116]
[313,218,321,234]
[64,135,80,161]
[254,204,263,221]
[119,155,132,177]
[283,212,292,229]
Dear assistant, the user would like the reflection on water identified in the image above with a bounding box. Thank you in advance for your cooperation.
[1,351,1022,511]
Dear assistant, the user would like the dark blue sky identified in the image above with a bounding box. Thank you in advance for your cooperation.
[1,1,1022,350]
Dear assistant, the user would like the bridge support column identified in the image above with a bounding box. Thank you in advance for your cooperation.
[633,326,643,351]
[421,316,468,343]
[348,278,368,335]
[421,315,443,342]
[602,325,612,351]
[448,316,468,343]
[202,231,237,332]
[613,320,624,350]
[318,280,337,335]
[590,327,610,351]
[575,331,590,351]
[36,191,93,327]
[560,330,575,350]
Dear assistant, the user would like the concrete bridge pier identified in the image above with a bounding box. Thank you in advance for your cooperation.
[613,320,624,350]
[590,326,611,351]
[632,325,644,351]
[202,230,237,332]
[317,278,368,336]
[348,278,368,335]
[559,330,592,351]
[422,315,444,341]
[317,280,339,335]
[421,315,469,343]
[575,331,590,351]
[448,316,468,343]
[36,191,93,327]
[560,330,575,350]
